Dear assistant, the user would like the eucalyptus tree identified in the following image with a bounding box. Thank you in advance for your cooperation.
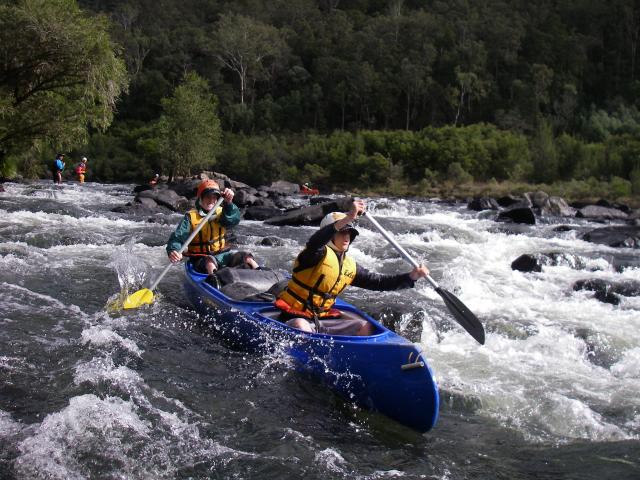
[212,13,288,105]
[0,0,128,163]
[157,72,222,181]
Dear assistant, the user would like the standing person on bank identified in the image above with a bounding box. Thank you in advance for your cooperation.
[274,200,430,336]
[52,153,65,184]
[75,157,87,183]
[166,179,259,275]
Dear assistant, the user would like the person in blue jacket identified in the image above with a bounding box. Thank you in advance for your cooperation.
[166,179,259,275]
[52,153,65,184]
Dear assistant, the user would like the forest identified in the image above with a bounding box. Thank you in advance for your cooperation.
[2,0,640,199]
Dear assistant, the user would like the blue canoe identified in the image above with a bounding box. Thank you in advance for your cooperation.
[182,263,440,432]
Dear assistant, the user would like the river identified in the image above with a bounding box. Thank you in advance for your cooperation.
[0,180,638,479]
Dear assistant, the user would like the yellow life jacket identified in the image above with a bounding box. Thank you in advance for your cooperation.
[276,247,356,318]
[186,207,226,255]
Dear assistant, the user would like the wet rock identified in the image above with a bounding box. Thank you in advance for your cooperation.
[133,184,152,194]
[573,278,640,305]
[543,196,576,217]
[265,197,354,226]
[511,252,589,272]
[497,195,527,208]
[595,199,630,214]
[553,225,574,232]
[467,197,500,211]
[582,226,640,248]
[111,202,173,216]
[252,197,277,208]
[511,254,542,272]
[496,207,536,224]
[259,236,285,247]
[265,180,300,195]
[524,191,550,209]
[244,206,283,221]
[138,188,190,212]
[576,205,629,221]
[135,196,158,209]
[169,179,200,198]
[234,189,258,207]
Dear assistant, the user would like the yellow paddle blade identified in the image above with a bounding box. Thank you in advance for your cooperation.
[123,288,154,309]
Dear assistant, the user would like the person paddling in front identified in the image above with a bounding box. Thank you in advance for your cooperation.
[274,199,430,336]
[166,179,259,275]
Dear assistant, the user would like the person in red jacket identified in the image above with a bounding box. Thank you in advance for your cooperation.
[75,157,87,183]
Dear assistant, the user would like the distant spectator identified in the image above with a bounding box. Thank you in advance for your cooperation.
[52,153,65,184]
[75,157,88,183]
[149,173,160,186]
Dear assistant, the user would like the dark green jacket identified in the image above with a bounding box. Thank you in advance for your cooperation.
[166,200,241,253]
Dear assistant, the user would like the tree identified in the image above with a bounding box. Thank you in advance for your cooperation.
[0,0,128,160]
[157,72,222,181]
[212,13,288,105]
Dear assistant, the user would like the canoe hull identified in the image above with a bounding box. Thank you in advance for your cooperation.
[183,264,439,432]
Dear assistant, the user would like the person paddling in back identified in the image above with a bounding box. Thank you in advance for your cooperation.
[166,179,259,275]
[274,199,430,336]
[52,153,65,184]
[75,157,87,183]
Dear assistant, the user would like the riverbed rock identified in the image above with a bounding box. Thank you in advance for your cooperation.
[573,278,640,305]
[542,196,576,217]
[511,254,542,272]
[265,197,354,226]
[524,191,550,209]
[576,205,629,221]
[582,226,640,248]
[497,195,527,208]
[496,207,536,224]
[467,197,500,211]
[244,206,283,221]
[138,187,190,212]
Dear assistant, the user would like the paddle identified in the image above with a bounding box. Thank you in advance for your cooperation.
[363,212,485,345]
[123,196,225,309]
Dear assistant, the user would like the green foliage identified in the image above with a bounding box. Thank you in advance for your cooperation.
[157,72,222,179]
[631,169,640,195]
[530,120,558,183]
[446,162,473,184]
[0,0,128,158]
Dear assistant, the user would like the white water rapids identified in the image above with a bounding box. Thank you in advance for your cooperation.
[0,181,638,479]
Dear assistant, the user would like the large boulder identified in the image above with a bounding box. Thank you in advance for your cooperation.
[511,254,542,272]
[496,207,536,225]
[244,206,283,221]
[542,196,576,217]
[576,205,629,221]
[265,197,354,226]
[497,195,528,208]
[265,180,300,196]
[138,188,190,212]
[467,197,500,211]
[582,226,640,248]
[524,191,550,209]
[234,189,258,207]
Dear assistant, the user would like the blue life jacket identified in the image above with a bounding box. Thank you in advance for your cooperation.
[54,159,64,170]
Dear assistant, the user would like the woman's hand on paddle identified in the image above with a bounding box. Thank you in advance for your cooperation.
[409,264,429,281]
[221,188,234,204]
[348,199,366,220]
[168,250,182,263]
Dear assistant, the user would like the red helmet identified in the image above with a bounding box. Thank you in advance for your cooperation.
[196,179,221,198]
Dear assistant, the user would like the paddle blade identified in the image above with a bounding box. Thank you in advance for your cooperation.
[435,287,485,345]
[123,288,154,309]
